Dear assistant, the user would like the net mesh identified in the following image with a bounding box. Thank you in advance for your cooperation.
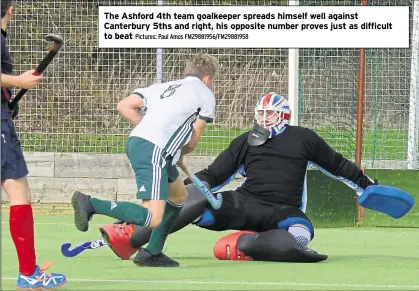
[298,0,418,169]
[8,0,288,156]
[7,0,418,169]
[363,0,418,169]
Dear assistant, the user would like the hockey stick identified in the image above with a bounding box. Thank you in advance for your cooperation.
[8,34,64,110]
[61,238,107,258]
[179,163,223,209]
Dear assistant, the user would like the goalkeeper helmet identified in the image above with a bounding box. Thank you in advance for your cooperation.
[254,92,291,138]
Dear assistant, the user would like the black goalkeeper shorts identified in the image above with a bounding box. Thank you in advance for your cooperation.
[198,190,312,233]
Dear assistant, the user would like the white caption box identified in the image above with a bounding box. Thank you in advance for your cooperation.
[98,6,410,48]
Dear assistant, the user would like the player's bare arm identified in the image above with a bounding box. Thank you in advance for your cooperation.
[116,93,145,127]
[180,119,207,157]
[1,70,42,89]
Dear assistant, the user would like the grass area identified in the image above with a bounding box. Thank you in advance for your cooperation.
[17,126,246,155]
[17,126,414,160]
[2,212,419,290]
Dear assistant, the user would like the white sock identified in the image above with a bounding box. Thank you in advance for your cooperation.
[288,224,311,248]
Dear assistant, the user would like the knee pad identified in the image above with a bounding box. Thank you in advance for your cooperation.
[277,217,314,248]
[193,208,215,227]
[277,217,314,236]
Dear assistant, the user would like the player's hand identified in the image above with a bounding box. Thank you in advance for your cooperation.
[361,167,379,187]
[16,70,42,89]
[176,156,184,168]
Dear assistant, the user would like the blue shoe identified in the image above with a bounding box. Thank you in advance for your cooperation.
[16,263,67,290]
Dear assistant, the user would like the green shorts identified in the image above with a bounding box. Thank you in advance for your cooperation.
[126,136,179,200]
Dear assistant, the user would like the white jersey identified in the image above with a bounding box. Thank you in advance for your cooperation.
[129,76,215,159]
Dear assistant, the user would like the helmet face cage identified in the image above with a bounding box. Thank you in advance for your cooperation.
[254,93,291,133]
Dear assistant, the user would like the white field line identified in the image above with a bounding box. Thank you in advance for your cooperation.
[1,277,419,289]
[1,221,417,234]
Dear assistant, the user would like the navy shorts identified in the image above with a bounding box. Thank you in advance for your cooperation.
[1,107,28,182]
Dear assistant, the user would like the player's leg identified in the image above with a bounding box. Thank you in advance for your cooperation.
[1,116,67,289]
[71,137,166,232]
[129,182,208,249]
[193,190,247,231]
[130,189,246,256]
[234,205,320,261]
[99,182,208,260]
[101,189,246,261]
[133,163,187,267]
[274,206,314,249]
[144,167,186,255]
[238,205,327,262]
[214,204,327,263]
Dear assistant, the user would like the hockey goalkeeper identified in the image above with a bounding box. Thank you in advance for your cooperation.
[96,92,387,264]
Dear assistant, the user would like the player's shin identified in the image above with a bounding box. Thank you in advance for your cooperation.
[90,198,152,227]
[130,183,208,248]
[146,200,183,255]
[9,204,36,275]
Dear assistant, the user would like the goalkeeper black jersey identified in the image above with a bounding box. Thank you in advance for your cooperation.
[186,125,375,208]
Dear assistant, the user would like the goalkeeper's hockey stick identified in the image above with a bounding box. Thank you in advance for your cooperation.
[61,238,107,258]
[179,163,223,209]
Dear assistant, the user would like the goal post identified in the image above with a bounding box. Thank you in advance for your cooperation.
[354,0,369,226]
[156,0,165,83]
[288,0,300,127]
[408,1,419,170]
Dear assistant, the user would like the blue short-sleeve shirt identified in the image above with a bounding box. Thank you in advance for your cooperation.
[1,29,13,107]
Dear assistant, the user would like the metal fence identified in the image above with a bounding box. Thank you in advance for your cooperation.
[7,0,418,169]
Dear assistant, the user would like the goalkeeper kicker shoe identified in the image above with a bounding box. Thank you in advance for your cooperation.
[133,248,179,267]
[16,263,67,290]
[99,223,137,260]
[71,191,95,232]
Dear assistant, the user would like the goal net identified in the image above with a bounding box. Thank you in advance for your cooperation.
[9,0,418,167]
[298,0,418,170]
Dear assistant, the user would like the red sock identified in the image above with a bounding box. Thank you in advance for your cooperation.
[9,205,36,276]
